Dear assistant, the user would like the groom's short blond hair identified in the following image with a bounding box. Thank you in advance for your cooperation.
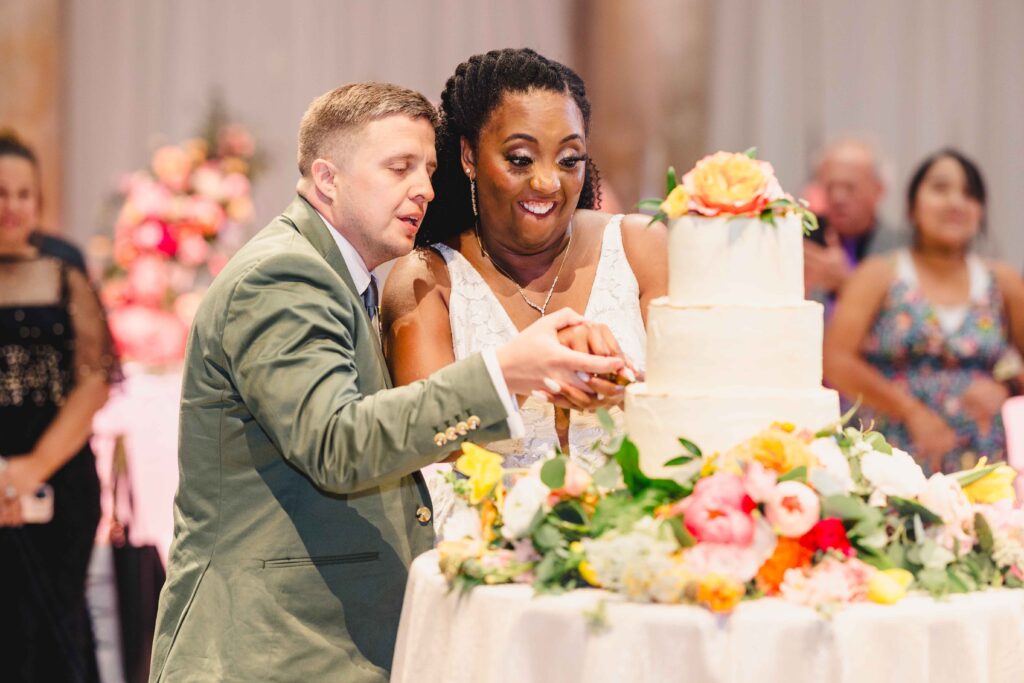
[298,82,438,177]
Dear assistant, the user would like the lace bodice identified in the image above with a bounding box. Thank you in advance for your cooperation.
[440,211,645,455]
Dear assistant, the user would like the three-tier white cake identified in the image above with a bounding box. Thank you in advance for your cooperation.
[625,213,840,478]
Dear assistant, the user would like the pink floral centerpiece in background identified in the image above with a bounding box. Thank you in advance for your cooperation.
[94,105,259,366]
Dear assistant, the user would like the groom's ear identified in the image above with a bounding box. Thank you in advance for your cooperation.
[310,158,339,204]
[459,137,476,179]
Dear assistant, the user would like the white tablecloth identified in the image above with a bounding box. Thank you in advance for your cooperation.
[392,551,1024,683]
[91,363,183,564]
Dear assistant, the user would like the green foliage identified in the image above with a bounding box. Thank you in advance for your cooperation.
[889,497,943,525]
[666,166,678,194]
[743,146,758,159]
[541,456,567,490]
[953,463,1001,488]
[779,466,807,483]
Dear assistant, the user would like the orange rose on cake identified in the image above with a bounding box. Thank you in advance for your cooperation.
[682,151,784,217]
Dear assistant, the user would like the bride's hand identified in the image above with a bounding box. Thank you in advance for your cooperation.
[539,322,634,412]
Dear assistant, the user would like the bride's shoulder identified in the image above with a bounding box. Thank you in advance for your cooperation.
[389,246,451,287]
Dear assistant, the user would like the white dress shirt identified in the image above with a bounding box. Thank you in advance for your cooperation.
[314,211,523,438]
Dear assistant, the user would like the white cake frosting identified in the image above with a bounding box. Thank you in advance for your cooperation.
[668,213,804,306]
[645,299,824,393]
[625,212,839,479]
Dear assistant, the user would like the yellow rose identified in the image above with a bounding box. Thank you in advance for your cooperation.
[962,460,1017,504]
[659,185,690,219]
[867,568,913,605]
[682,151,781,217]
[696,574,745,613]
[729,426,817,474]
[578,560,601,587]
[456,443,505,504]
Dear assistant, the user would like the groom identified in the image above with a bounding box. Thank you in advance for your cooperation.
[149,82,623,682]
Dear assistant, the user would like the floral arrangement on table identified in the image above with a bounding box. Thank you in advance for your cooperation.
[637,148,819,233]
[95,105,260,366]
[437,412,1022,616]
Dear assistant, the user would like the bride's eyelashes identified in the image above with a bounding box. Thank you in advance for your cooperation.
[503,152,589,172]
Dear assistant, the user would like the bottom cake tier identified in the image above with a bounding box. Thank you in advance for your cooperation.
[624,384,841,479]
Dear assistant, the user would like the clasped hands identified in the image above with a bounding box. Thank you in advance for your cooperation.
[494,307,640,414]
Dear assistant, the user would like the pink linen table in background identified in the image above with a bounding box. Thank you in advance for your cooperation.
[392,550,1024,683]
[90,363,183,565]
[1002,396,1024,500]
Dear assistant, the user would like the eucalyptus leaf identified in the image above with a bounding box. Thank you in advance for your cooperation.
[821,494,869,521]
[533,523,564,552]
[975,512,994,553]
[662,516,696,548]
[662,454,695,468]
[677,436,703,458]
[541,457,567,490]
[778,466,807,483]
[596,408,615,434]
[592,460,622,490]
[889,497,943,525]
[952,463,1000,488]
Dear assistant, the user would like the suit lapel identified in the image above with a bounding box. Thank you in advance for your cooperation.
[282,196,391,386]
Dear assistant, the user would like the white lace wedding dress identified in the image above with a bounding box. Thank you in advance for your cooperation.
[427,214,647,531]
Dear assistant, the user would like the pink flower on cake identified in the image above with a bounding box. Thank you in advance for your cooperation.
[919,473,975,548]
[677,472,756,545]
[765,481,820,537]
[681,151,784,217]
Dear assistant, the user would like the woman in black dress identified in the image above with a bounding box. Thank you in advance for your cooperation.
[0,131,119,682]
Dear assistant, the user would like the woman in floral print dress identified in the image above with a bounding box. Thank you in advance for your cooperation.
[825,149,1024,474]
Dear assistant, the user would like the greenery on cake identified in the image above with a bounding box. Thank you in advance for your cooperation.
[638,148,819,234]
[437,411,1022,616]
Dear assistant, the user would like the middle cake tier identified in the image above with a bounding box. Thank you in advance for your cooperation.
[645,297,825,393]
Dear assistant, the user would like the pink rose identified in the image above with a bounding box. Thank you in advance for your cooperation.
[561,459,592,498]
[765,481,821,537]
[107,305,187,365]
[176,233,210,266]
[128,255,170,306]
[679,472,756,545]
[680,517,777,583]
[744,461,778,503]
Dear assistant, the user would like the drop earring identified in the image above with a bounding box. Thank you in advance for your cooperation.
[470,177,478,218]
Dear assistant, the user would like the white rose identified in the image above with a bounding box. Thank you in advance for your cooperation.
[441,500,482,542]
[919,473,975,543]
[808,437,854,494]
[860,448,927,500]
[501,476,550,540]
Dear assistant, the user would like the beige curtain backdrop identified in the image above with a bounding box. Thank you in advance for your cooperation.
[0,0,64,231]
[64,0,573,247]
[571,0,710,211]
[707,0,1024,267]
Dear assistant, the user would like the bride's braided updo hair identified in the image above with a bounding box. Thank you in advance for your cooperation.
[416,48,602,246]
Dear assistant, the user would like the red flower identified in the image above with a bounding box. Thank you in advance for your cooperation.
[804,518,853,556]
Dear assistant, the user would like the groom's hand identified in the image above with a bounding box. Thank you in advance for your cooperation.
[494,308,624,399]
[547,322,636,411]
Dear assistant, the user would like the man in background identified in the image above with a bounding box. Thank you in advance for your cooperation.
[804,138,905,314]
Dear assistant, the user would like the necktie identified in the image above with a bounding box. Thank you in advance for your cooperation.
[361,275,380,337]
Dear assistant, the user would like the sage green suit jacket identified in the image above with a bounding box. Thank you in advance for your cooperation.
[150,197,510,682]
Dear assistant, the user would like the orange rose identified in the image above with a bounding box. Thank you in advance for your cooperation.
[755,536,814,595]
[696,574,745,613]
[682,151,783,217]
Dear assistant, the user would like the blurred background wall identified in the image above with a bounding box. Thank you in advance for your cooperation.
[3,0,1023,267]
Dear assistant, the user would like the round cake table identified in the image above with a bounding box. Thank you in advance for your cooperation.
[392,551,1024,683]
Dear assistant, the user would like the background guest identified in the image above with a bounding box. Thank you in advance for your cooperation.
[824,149,1024,474]
[805,138,905,314]
[0,131,119,682]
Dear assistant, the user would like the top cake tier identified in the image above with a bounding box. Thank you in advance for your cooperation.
[668,213,804,306]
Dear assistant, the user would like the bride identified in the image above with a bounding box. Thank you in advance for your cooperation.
[382,48,666,524]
